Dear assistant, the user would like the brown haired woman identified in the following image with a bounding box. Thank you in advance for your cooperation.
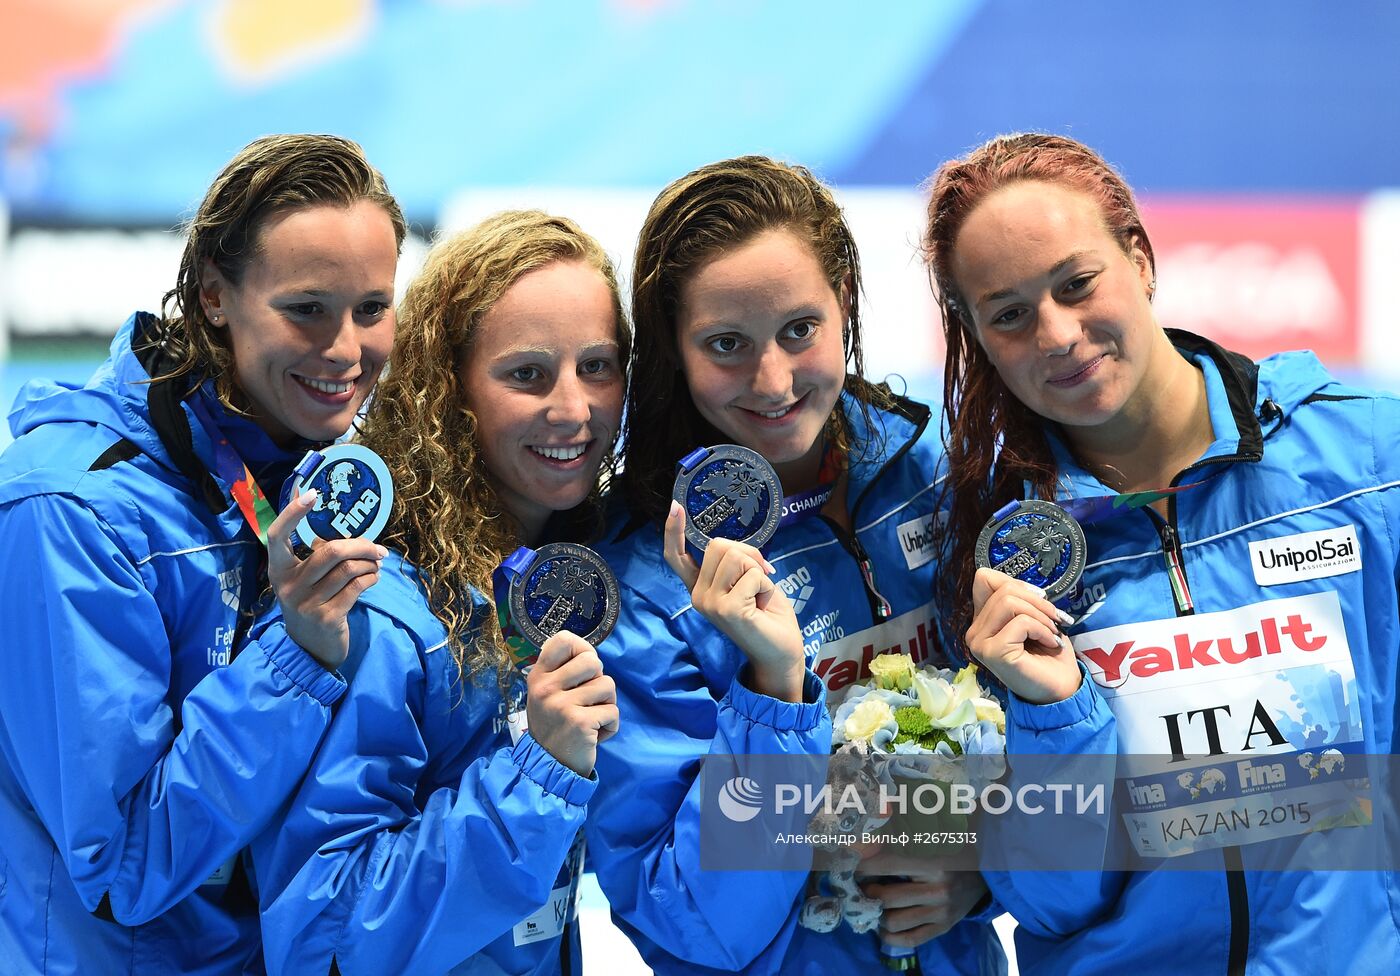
[584,156,1003,975]
[0,134,403,973]
[251,211,624,976]
[928,132,1400,974]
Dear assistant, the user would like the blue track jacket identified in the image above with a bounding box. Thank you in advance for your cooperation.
[987,332,1400,974]
[253,550,596,976]
[0,313,346,975]
[587,392,1006,975]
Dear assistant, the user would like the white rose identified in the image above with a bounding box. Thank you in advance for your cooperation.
[843,699,898,746]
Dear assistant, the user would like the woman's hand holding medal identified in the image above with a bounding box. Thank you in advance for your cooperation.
[267,489,386,671]
[526,631,620,777]
[965,567,1081,705]
[664,500,805,703]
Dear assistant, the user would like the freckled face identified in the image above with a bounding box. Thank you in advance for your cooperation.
[459,259,623,541]
[951,181,1158,431]
[676,229,847,480]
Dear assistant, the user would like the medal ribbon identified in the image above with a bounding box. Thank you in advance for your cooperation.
[991,483,1200,529]
[992,482,1204,614]
[187,394,279,546]
[1057,484,1199,526]
[778,441,845,527]
[493,546,541,670]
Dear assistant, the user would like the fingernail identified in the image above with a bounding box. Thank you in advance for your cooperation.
[763,558,776,574]
[668,500,682,520]
[376,546,388,559]
[1027,583,1047,598]
[1056,609,1075,627]
[302,488,320,505]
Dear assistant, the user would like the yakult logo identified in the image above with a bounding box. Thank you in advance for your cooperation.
[1074,592,1344,691]
[1249,525,1360,587]
[1080,611,1325,687]
[811,600,941,701]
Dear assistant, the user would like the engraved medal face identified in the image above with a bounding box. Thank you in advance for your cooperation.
[975,499,1086,601]
[289,444,393,552]
[672,444,782,551]
[509,542,619,649]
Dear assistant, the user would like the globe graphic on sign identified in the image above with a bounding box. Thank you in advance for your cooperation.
[305,459,375,540]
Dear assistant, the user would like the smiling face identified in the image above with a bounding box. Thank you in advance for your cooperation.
[459,259,623,543]
[201,200,399,446]
[951,180,1161,433]
[676,228,847,487]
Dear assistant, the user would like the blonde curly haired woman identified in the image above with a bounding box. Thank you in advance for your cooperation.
[252,211,626,976]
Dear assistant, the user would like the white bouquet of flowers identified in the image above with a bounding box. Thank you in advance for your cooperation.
[798,654,1006,951]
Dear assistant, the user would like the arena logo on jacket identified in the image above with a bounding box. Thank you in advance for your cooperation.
[807,599,942,706]
[1071,591,1370,858]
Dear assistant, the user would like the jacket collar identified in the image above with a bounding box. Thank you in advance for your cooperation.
[130,311,237,516]
[1044,329,1265,500]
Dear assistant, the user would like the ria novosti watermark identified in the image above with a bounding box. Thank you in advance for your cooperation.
[698,752,1399,873]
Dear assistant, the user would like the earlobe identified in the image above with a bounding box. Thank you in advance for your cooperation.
[199,259,227,327]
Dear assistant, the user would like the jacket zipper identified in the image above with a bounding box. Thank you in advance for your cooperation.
[1158,522,1195,615]
[1163,476,1248,976]
[827,397,930,626]
[818,515,893,623]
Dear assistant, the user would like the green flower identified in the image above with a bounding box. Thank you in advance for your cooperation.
[893,705,933,741]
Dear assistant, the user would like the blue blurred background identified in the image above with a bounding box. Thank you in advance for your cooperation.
[4,1,1399,422]
[3,2,1398,968]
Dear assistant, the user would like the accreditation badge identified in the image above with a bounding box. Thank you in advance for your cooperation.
[672,444,783,552]
[975,498,1086,602]
[284,444,394,557]
[1073,590,1370,858]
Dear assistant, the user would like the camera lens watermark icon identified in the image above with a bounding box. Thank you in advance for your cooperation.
[717,776,765,822]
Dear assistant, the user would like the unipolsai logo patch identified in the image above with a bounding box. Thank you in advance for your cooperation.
[1248,525,1360,586]
[896,511,942,571]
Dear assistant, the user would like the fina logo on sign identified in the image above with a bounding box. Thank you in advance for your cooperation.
[718,777,765,822]
[307,460,381,539]
[290,444,394,551]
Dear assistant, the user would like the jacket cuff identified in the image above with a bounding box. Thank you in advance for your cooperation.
[724,666,827,732]
[259,623,347,707]
[511,732,597,807]
[1007,661,1100,732]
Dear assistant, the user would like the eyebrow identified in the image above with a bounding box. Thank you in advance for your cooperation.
[978,250,1098,306]
[688,303,828,334]
[281,287,393,299]
[491,340,620,361]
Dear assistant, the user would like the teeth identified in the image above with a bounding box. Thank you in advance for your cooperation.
[299,376,353,394]
[532,444,588,461]
[756,405,794,419]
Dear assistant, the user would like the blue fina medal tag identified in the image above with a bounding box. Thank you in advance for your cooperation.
[508,543,620,651]
[286,444,394,556]
[672,444,783,552]
[975,499,1087,602]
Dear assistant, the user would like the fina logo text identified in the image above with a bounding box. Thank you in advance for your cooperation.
[332,489,380,536]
